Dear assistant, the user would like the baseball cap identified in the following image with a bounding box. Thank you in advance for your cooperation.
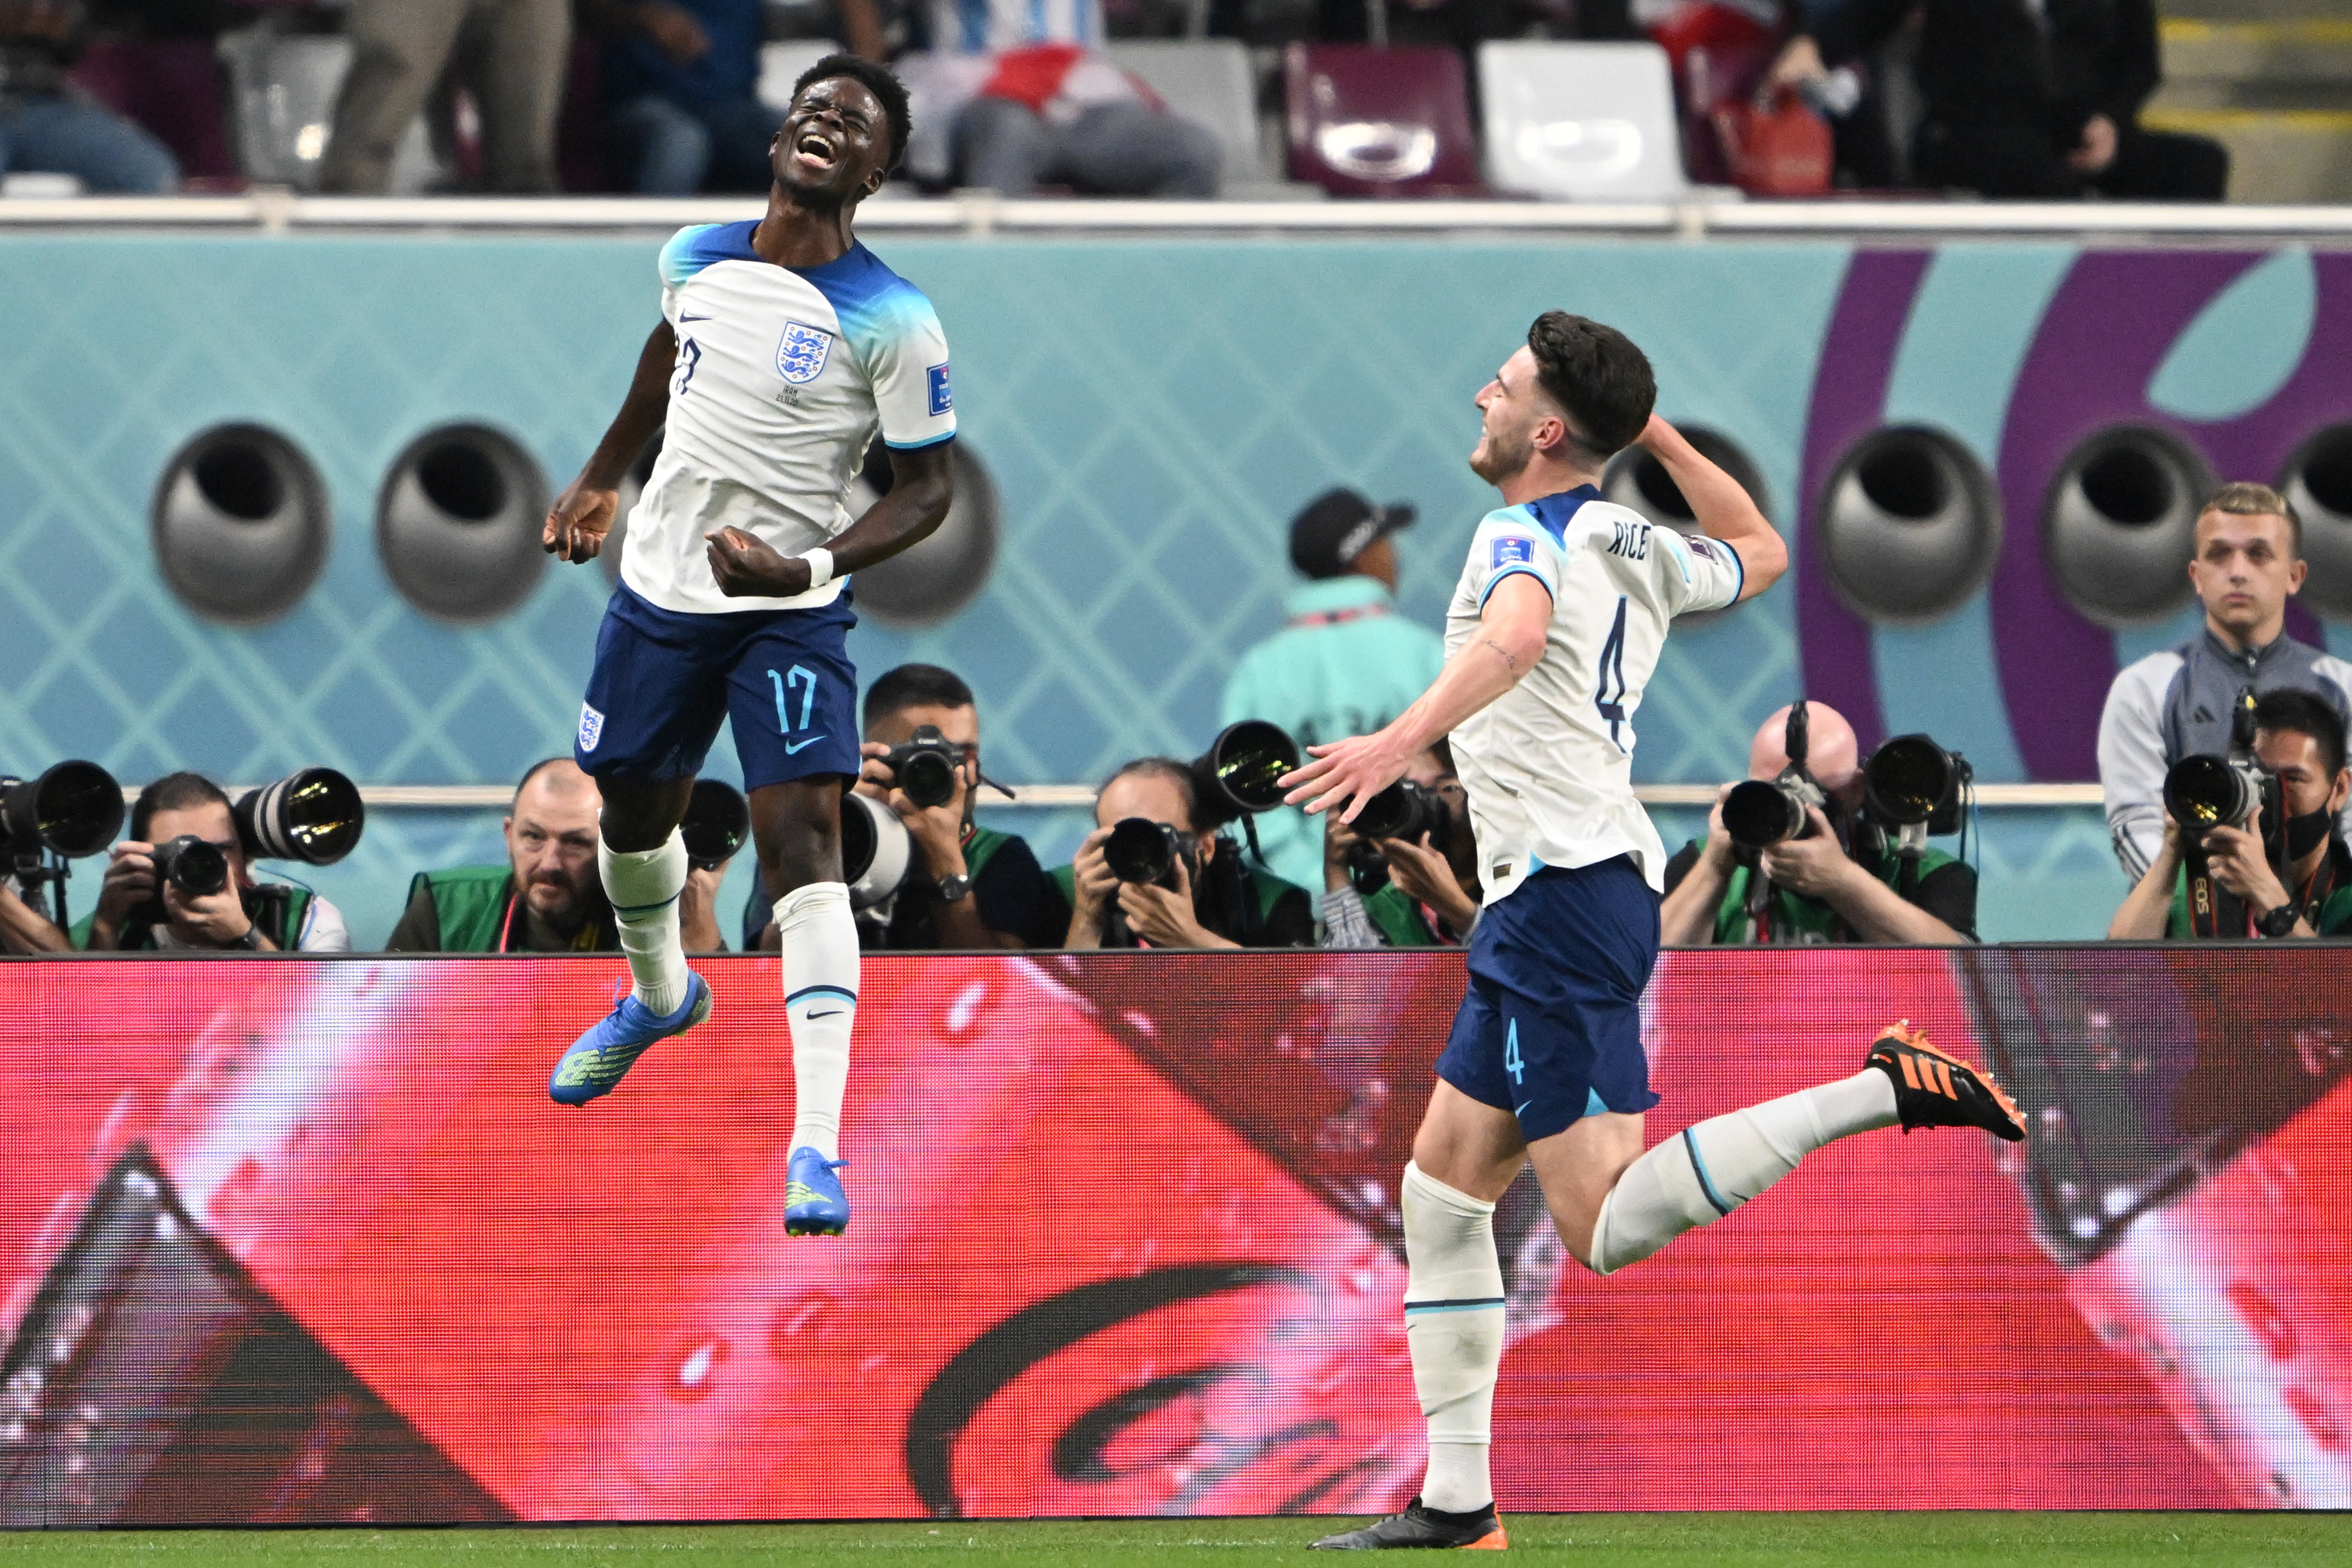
[1289,488,1417,580]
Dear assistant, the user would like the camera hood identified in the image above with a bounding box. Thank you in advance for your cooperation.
[2164,752,2262,831]
[840,790,911,912]
[1864,734,1968,831]
[235,767,364,865]
[0,761,125,861]
[1197,720,1300,826]
[1723,777,1811,851]
[680,779,749,872]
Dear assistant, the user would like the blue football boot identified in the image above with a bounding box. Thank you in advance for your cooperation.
[783,1146,850,1237]
[548,972,711,1106]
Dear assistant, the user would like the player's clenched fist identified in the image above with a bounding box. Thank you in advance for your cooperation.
[706,527,813,598]
[543,482,617,563]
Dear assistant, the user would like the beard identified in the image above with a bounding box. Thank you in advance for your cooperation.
[524,875,594,934]
[1468,422,1533,485]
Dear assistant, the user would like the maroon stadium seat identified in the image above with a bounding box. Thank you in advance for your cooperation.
[67,38,242,186]
[1281,44,1482,197]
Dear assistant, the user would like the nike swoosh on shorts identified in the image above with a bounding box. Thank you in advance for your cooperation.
[784,734,827,754]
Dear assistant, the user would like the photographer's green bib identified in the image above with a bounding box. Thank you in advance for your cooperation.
[1705,843,1957,945]
[70,885,313,952]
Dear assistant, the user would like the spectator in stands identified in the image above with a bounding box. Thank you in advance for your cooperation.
[1768,0,2228,200]
[78,773,353,952]
[0,1,177,191]
[385,757,730,952]
[0,875,68,953]
[1318,739,1481,949]
[857,0,1220,196]
[2109,689,2352,940]
[1059,756,1314,949]
[2099,483,2352,882]
[1660,702,1978,945]
[586,0,783,193]
[743,664,1068,950]
[1220,488,1448,896]
[318,0,568,194]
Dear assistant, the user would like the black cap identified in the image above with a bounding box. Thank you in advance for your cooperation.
[1289,488,1417,580]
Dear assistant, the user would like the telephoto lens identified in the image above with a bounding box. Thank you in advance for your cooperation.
[839,790,912,911]
[0,760,125,861]
[1352,779,1450,850]
[1722,778,1814,851]
[2164,754,2262,831]
[1105,817,1185,885]
[152,834,230,899]
[235,768,364,865]
[1201,721,1300,820]
[680,779,749,871]
[1863,734,1965,829]
[884,725,963,811]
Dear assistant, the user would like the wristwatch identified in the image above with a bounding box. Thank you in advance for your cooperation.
[936,871,973,904]
[2255,902,2300,939]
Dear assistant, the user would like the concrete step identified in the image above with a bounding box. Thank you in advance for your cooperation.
[2161,18,2352,88]
[2139,104,2352,200]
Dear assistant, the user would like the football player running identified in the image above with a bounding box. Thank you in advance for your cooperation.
[1286,313,2025,1550]
[541,56,955,1240]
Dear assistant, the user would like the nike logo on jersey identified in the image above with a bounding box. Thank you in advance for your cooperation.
[679,312,713,322]
[783,734,829,754]
[1515,1102,1533,1117]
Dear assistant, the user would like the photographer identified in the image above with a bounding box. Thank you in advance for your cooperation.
[77,773,351,952]
[1320,741,1480,949]
[2110,690,2352,940]
[1660,703,1976,946]
[1059,758,1315,950]
[379,758,729,952]
[0,874,68,954]
[743,665,1067,951]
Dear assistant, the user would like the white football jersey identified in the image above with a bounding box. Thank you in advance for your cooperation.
[621,221,956,616]
[1446,484,1744,902]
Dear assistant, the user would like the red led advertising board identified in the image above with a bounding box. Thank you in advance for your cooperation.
[1,947,2345,1524]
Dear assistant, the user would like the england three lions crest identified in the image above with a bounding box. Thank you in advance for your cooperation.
[776,321,833,385]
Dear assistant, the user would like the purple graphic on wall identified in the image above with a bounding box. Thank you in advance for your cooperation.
[1797,250,2352,780]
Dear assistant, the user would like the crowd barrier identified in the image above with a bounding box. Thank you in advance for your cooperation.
[4,946,2346,1525]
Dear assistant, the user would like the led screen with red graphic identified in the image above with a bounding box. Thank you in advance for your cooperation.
[2,948,2347,1525]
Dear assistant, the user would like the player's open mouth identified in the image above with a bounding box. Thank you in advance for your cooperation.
[794,133,839,169]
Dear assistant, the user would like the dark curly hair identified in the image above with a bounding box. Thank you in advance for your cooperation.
[1526,311,1656,461]
[792,54,915,175]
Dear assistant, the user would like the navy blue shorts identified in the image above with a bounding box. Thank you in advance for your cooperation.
[1436,854,1662,1143]
[574,582,863,790]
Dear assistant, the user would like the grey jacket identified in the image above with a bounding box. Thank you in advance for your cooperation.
[2098,627,2352,879]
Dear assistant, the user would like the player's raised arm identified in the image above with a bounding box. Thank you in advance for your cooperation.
[1637,414,1785,600]
[1281,571,1550,822]
[544,319,678,564]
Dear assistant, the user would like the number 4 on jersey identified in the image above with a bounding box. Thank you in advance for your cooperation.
[1594,595,1630,749]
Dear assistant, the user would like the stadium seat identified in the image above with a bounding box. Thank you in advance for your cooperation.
[217,26,441,192]
[67,38,242,186]
[1102,40,1272,189]
[1477,41,1689,202]
[1281,43,1480,196]
[758,42,847,113]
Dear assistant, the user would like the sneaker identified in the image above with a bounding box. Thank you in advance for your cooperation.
[1865,1021,2025,1142]
[548,972,711,1106]
[784,1145,850,1237]
[1311,1499,1507,1550]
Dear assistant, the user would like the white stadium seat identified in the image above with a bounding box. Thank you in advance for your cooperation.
[217,25,439,192]
[1477,41,1689,202]
[759,42,848,113]
[1102,40,1273,192]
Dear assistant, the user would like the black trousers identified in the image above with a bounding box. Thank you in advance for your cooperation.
[1915,113,2230,200]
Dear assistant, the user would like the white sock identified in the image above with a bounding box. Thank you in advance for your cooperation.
[1587,1069,1896,1276]
[601,833,690,1015]
[1401,1161,1504,1515]
[778,882,858,1161]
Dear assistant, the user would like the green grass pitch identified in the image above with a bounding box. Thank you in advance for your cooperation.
[3,1514,2347,1566]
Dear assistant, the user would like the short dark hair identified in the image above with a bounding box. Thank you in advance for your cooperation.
[2254,688,2348,780]
[1526,311,1655,461]
[131,771,230,842]
[864,663,976,731]
[1102,756,1199,831]
[792,54,913,174]
[2202,481,2303,556]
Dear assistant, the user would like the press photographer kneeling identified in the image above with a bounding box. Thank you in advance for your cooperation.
[1321,741,1481,948]
[1059,730,1315,950]
[2109,689,2352,940]
[1661,702,1978,946]
[80,771,360,952]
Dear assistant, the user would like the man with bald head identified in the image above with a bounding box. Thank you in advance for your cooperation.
[1660,701,1976,945]
[386,758,728,951]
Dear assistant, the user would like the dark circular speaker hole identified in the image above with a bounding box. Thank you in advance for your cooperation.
[2079,448,2173,526]
[1856,446,1948,520]
[417,442,506,521]
[1630,452,1694,521]
[2304,433,2352,516]
[193,444,284,521]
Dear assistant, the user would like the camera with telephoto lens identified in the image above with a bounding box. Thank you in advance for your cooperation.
[0,761,124,868]
[1723,771,1829,852]
[1105,817,1188,887]
[1344,778,1456,896]
[2164,752,2276,834]
[234,768,366,867]
[838,789,911,913]
[151,833,231,898]
[1195,720,1300,827]
[882,725,963,812]
[680,779,749,872]
[1863,734,1972,837]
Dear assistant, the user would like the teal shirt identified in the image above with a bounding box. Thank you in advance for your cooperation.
[1219,577,1449,895]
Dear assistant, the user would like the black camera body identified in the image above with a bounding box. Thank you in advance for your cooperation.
[883,725,963,812]
[1105,817,1187,887]
[1354,778,1453,851]
[151,834,231,899]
